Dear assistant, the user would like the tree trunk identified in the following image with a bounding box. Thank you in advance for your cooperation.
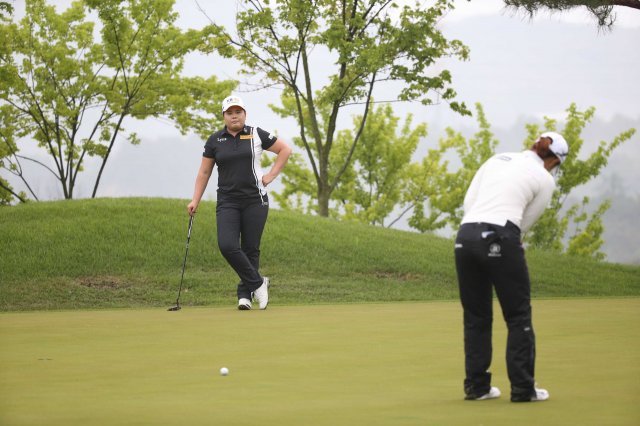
[317,184,331,217]
[316,156,331,217]
[91,112,127,198]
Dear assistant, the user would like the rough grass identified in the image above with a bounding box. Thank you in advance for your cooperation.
[1,197,639,311]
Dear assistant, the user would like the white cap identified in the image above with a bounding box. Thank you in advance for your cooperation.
[222,95,245,113]
[541,131,569,164]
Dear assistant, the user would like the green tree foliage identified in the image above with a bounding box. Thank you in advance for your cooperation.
[0,1,13,21]
[404,104,498,232]
[503,0,640,28]
[280,100,632,261]
[523,104,635,258]
[0,0,235,202]
[332,104,426,225]
[265,103,427,225]
[210,0,470,216]
[405,102,634,260]
[0,107,30,204]
[566,198,610,260]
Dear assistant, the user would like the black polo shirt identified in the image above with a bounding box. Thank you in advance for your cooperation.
[203,125,277,199]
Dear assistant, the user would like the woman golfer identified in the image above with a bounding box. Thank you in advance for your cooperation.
[187,95,291,310]
[454,132,568,402]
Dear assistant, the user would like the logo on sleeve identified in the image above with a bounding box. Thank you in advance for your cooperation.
[261,129,276,142]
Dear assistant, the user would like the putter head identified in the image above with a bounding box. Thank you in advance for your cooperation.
[167,305,181,311]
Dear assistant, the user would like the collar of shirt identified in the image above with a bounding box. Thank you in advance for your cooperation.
[222,125,251,138]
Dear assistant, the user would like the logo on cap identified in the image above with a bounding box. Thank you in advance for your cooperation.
[222,95,245,113]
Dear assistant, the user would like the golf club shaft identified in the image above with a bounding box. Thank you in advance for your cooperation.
[175,215,194,305]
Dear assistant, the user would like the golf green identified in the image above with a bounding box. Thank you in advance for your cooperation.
[1,299,638,425]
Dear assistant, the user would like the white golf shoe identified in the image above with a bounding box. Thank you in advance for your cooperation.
[531,388,550,401]
[511,386,550,402]
[253,277,269,310]
[238,298,252,310]
[471,387,501,401]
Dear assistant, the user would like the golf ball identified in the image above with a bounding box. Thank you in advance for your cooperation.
[220,367,229,376]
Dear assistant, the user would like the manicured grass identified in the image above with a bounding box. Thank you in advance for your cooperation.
[1,299,639,425]
[2,200,638,424]
[1,198,638,311]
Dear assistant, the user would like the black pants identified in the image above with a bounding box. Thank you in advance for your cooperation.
[454,222,536,400]
[216,195,268,300]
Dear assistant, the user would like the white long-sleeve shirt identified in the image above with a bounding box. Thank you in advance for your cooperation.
[461,150,556,233]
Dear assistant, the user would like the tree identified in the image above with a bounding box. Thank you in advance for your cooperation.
[268,98,632,260]
[0,0,235,202]
[1,106,31,204]
[0,2,13,21]
[565,198,610,260]
[269,102,493,229]
[279,103,425,225]
[396,102,633,260]
[503,0,640,28]
[523,103,635,258]
[404,103,635,260]
[333,104,426,226]
[403,104,498,232]
[209,0,470,216]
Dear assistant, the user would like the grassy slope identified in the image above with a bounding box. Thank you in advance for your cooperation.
[1,197,639,311]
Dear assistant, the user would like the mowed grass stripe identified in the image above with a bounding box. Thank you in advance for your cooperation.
[1,299,638,425]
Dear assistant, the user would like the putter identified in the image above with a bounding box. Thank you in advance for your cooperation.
[168,215,194,311]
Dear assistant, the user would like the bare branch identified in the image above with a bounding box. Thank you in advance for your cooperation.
[15,154,59,178]
[329,70,377,191]
[0,180,28,203]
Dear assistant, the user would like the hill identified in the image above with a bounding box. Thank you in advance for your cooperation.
[1,198,638,311]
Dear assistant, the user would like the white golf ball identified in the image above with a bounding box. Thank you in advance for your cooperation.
[220,367,229,376]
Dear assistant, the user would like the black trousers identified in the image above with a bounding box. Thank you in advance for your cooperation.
[216,195,268,300]
[454,221,536,400]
